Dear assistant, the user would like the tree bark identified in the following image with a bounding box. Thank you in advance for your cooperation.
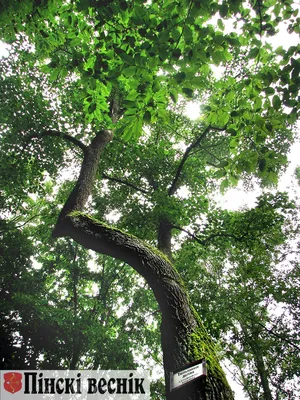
[253,348,273,400]
[54,213,233,399]
[158,219,173,260]
[53,129,113,233]
[52,129,234,400]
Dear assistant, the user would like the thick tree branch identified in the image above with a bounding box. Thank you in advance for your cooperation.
[19,129,87,160]
[55,212,194,322]
[24,129,88,154]
[102,173,150,195]
[50,117,233,399]
[53,130,113,234]
[57,214,234,400]
[158,219,173,259]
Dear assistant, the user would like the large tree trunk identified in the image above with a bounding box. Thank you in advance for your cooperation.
[52,129,234,400]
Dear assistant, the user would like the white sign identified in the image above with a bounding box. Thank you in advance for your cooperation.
[170,360,206,391]
[0,370,150,400]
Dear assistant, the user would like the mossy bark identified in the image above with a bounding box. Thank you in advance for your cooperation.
[54,213,234,400]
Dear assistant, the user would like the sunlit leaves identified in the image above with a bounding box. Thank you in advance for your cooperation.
[120,115,143,142]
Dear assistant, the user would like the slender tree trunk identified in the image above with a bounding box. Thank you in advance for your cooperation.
[253,348,273,400]
[240,323,272,400]
[52,130,234,400]
[158,219,173,259]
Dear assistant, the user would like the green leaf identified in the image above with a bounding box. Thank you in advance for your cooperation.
[60,67,68,79]
[172,48,181,60]
[182,88,193,98]
[219,4,228,18]
[159,48,169,62]
[217,19,225,31]
[214,169,227,178]
[212,51,225,65]
[183,25,193,42]
[249,47,260,59]
[122,66,137,77]
[94,107,102,122]
[119,52,135,65]
[287,109,297,124]
[70,37,81,47]
[132,117,143,139]
[40,65,51,73]
[255,116,265,127]
[49,68,59,81]
[218,111,230,126]
[126,91,138,101]
[259,159,267,172]
[174,72,186,84]
[254,97,262,111]
[217,161,229,168]
[88,102,97,114]
[265,87,275,95]
[272,95,281,110]
[170,90,178,103]
[143,110,151,123]
[171,28,181,41]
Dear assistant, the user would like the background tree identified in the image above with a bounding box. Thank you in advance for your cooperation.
[177,193,300,399]
[0,1,299,399]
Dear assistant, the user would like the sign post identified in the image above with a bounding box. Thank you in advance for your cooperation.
[170,359,207,392]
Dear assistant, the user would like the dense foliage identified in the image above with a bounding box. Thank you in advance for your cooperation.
[0,1,299,399]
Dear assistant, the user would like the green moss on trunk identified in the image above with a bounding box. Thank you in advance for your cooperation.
[65,211,234,399]
[186,307,234,399]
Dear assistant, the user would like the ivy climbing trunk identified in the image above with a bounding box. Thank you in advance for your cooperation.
[53,131,234,400]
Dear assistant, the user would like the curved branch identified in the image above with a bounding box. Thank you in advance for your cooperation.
[55,212,233,399]
[172,224,245,245]
[102,173,150,195]
[55,212,192,318]
[168,125,211,196]
[168,125,228,196]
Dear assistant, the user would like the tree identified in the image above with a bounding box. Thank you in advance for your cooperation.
[177,193,300,399]
[0,194,160,374]
[0,1,299,399]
